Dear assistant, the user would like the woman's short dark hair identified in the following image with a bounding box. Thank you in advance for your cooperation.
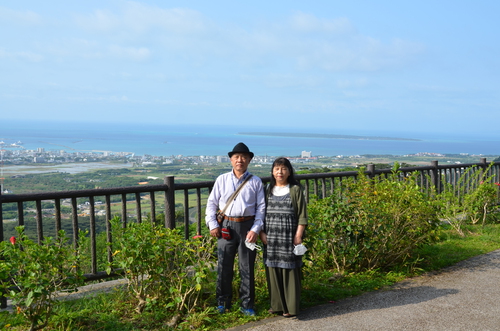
[270,157,299,190]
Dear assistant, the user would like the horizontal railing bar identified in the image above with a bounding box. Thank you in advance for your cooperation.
[3,163,488,203]
[2,181,230,203]
[0,185,169,202]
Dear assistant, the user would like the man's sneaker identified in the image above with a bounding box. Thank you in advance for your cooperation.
[217,306,226,314]
[241,308,256,316]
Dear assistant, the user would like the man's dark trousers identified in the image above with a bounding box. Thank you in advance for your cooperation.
[216,218,257,310]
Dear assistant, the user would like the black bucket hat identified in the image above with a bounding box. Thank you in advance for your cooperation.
[228,142,254,159]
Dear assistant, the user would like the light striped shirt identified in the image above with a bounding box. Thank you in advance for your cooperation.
[205,170,265,233]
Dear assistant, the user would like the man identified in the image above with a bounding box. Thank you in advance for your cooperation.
[205,142,265,316]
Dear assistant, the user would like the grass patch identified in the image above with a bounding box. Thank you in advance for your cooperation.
[414,224,500,271]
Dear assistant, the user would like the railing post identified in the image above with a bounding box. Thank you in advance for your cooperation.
[321,178,326,199]
[164,176,175,229]
[479,158,488,185]
[150,191,156,224]
[89,196,97,274]
[71,197,79,250]
[105,195,113,263]
[35,199,43,243]
[54,199,62,233]
[367,164,375,179]
[196,187,202,236]
[430,160,441,193]
[135,193,142,223]
[480,157,488,171]
[121,193,127,227]
[17,201,24,227]
[183,189,189,239]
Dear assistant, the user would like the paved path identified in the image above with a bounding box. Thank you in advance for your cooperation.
[229,249,500,331]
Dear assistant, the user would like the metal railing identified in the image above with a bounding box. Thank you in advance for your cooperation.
[1,158,499,285]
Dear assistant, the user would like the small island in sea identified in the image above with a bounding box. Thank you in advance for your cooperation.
[238,132,421,142]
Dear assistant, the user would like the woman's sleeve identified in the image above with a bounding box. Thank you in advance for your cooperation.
[294,185,308,226]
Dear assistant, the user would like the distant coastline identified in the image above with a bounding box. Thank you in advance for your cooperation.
[238,132,421,142]
[3,119,500,156]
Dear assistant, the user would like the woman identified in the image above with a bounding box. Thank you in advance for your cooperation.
[260,157,308,317]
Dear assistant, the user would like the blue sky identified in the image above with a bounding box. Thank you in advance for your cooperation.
[1,1,499,136]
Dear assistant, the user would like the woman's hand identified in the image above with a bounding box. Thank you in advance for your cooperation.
[293,234,302,246]
[260,232,268,245]
[293,224,306,245]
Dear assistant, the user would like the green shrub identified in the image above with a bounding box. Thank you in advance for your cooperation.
[0,227,84,331]
[306,168,439,273]
[108,217,216,326]
[437,164,500,236]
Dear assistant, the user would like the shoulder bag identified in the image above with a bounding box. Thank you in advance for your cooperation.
[216,175,253,224]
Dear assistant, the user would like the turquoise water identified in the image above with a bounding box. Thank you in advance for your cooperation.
[1,119,499,157]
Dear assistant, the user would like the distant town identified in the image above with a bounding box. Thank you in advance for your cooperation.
[0,145,335,168]
[1,141,498,197]
[0,141,493,169]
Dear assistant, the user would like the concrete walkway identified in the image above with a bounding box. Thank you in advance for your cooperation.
[229,249,500,331]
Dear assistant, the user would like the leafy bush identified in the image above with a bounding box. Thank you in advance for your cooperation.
[0,227,84,331]
[108,217,216,326]
[437,165,499,236]
[305,168,439,273]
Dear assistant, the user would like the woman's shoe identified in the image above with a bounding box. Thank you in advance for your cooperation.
[283,313,295,318]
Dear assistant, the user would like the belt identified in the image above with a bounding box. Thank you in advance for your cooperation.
[224,215,255,222]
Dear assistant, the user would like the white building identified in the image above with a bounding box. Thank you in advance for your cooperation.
[217,156,230,163]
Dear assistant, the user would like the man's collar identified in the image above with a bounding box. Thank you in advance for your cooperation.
[232,170,249,181]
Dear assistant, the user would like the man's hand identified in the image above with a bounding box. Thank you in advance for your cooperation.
[210,227,221,238]
[246,230,258,243]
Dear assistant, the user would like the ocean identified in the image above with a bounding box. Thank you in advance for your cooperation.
[1,119,499,158]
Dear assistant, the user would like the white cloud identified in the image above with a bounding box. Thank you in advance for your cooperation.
[216,12,424,73]
[75,2,209,35]
[72,4,424,73]
[77,9,119,32]
[108,45,151,61]
[336,78,369,89]
[66,95,130,103]
[241,73,322,89]
[289,12,356,34]
[0,48,43,62]
[0,6,42,25]
[271,26,425,72]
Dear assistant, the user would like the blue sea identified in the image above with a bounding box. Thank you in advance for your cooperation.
[1,119,499,157]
